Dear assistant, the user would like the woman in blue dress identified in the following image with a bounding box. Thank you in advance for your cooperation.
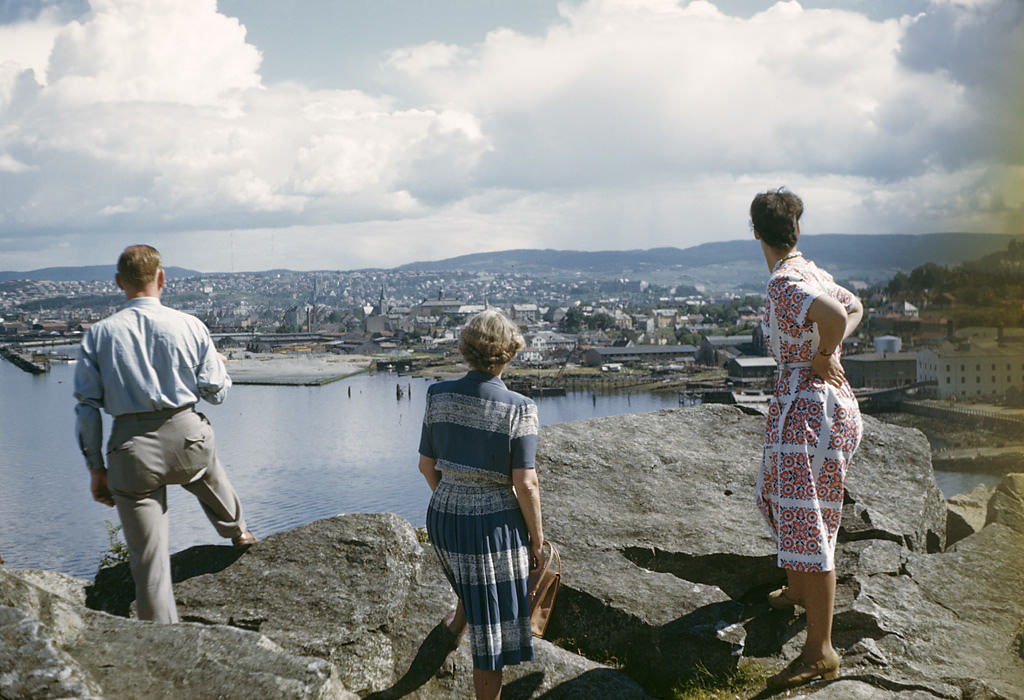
[418,309,545,700]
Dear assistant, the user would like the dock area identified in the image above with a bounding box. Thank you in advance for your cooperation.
[225,354,371,386]
[1,346,49,374]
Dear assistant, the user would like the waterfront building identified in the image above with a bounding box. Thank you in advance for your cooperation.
[523,330,576,357]
[844,352,918,388]
[583,344,696,367]
[726,356,777,380]
[695,334,757,367]
[917,341,1024,399]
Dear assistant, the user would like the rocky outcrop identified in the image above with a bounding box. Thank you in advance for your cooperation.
[946,482,995,546]
[536,405,948,695]
[85,513,649,700]
[986,473,1024,535]
[1,565,356,700]
[6,406,1021,699]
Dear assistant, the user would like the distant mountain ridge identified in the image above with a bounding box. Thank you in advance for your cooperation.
[1,233,1015,286]
[396,233,1017,275]
[0,265,200,283]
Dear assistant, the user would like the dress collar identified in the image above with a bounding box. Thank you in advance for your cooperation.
[771,251,802,274]
[466,370,505,387]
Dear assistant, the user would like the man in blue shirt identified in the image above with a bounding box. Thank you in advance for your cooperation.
[74,245,255,623]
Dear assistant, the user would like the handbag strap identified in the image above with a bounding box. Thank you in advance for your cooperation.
[540,541,560,577]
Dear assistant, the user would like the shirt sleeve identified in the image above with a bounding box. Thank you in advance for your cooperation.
[195,322,231,404]
[73,333,106,470]
[418,390,435,459]
[510,401,539,470]
[767,274,818,337]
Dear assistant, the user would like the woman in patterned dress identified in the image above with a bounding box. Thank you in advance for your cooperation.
[418,309,544,700]
[750,188,864,691]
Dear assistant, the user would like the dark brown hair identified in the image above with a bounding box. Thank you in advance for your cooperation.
[750,188,803,250]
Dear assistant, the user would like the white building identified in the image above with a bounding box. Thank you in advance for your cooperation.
[918,342,1024,399]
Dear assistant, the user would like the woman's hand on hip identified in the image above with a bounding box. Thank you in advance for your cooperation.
[812,351,845,388]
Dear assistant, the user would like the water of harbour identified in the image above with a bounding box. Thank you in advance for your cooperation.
[0,360,684,578]
[0,360,1002,579]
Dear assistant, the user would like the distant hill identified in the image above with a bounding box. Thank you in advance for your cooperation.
[396,233,1021,288]
[0,265,200,282]
[2,233,1015,288]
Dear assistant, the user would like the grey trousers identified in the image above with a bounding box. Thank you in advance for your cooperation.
[106,407,247,623]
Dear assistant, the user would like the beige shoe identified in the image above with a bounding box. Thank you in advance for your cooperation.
[232,530,257,547]
[766,650,840,690]
[767,585,802,610]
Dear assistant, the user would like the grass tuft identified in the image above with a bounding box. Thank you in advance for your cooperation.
[669,659,771,700]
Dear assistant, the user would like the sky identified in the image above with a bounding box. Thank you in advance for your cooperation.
[0,0,1021,272]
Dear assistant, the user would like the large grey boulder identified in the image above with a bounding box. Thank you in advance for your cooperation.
[986,473,1024,535]
[794,524,1024,699]
[946,482,996,546]
[535,405,942,695]
[155,512,648,699]
[0,605,101,700]
[0,565,358,699]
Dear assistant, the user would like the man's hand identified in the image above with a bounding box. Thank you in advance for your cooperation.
[217,352,228,364]
[90,468,115,507]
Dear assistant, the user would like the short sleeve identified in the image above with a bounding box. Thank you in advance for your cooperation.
[418,391,435,459]
[767,275,818,336]
[831,283,856,311]
[510,401,539,470]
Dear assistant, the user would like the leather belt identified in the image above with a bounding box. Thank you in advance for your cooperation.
[118,404,195,422]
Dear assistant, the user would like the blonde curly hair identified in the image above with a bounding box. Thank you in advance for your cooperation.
[460,309,525,373]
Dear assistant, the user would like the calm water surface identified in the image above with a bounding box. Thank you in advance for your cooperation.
[0,360,682,577]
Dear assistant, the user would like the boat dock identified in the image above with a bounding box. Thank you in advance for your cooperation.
[0,346,50,375]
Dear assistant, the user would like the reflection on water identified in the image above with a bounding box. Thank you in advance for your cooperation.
[0,362,679,577]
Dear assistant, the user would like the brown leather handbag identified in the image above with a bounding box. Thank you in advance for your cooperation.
[527,541,560,638]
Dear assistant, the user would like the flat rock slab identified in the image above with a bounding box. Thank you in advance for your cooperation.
[535,405,941,694]
[987,473,1024,535]
[163,513,645,699]
[1,565,357,700]
[946,482,995,546]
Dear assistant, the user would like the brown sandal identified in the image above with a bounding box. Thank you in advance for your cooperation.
[767,585,802,610]
[766,650,840,690]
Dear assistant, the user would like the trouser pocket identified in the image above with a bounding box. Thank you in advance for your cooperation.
[107,433,163,495]
[171,413,215,484]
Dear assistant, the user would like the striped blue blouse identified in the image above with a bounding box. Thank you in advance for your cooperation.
[419,371,538,482]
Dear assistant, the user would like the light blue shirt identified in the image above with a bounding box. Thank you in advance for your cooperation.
[73,296,230,470]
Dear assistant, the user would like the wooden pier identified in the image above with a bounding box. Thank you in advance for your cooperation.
[1,346,49,374]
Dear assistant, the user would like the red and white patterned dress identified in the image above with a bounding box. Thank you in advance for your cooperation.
[756,254,863,572]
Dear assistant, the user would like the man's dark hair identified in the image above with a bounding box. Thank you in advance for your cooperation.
[750,188,803,250]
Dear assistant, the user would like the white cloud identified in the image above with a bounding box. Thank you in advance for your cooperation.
[0,0,1019,270]
[0,0,488,239]
[0,7,65,85]
[384,41,463,77]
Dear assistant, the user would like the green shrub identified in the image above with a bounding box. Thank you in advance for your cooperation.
[98,520,130,569]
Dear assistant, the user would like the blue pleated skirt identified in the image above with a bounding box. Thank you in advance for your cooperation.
[426,475,534,671]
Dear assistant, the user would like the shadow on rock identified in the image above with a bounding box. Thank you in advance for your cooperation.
[85,544,247,617]
[505,668,643,699]
[363,623,460,699]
